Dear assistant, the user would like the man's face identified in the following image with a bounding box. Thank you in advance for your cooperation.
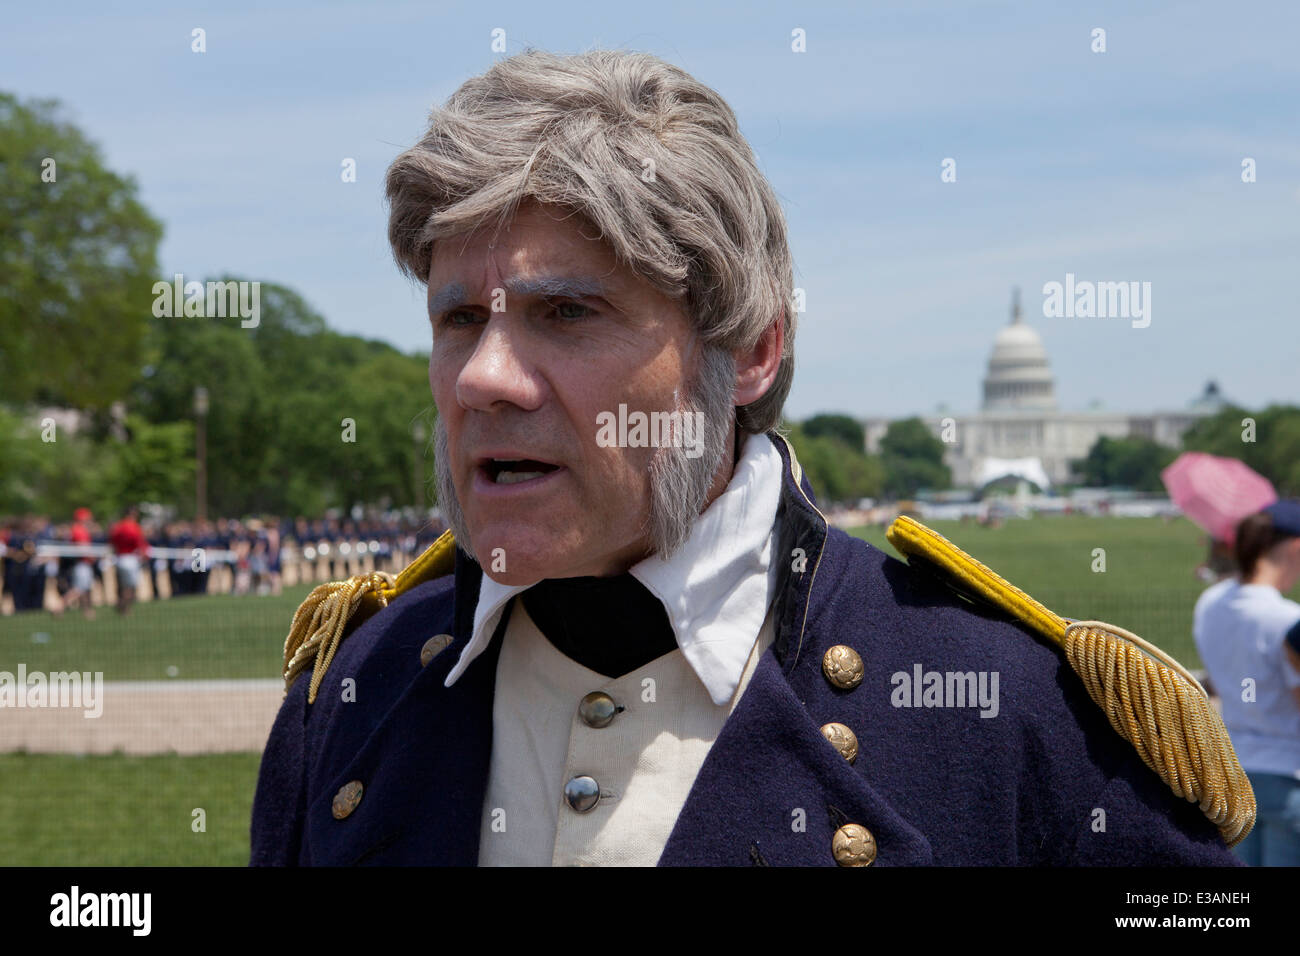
[428,201,703,585]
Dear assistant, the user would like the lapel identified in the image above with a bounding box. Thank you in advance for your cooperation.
[306,546,505,866]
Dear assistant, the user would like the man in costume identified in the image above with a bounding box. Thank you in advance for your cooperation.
[251,49,1251,866]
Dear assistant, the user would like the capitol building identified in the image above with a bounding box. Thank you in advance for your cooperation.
[860,292,1226,490]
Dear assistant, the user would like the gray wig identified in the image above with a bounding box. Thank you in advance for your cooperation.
[385,48,796,433]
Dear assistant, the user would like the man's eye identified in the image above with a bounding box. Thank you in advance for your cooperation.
[435,302,594,327]
[440,310,479,327]
[550,300,593,320]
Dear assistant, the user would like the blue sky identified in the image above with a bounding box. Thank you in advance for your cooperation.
[6,0,1298,420]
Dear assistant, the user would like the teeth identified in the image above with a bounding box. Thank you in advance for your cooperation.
[495,471,545,485]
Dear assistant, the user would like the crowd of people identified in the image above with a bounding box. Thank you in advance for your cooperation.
[0,507,448,616]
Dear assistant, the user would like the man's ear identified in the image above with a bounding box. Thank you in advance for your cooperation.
[733,310,784,407]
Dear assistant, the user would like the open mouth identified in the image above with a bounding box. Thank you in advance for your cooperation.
[481,458,562,485]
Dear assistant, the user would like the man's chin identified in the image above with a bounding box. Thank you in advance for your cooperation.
[470,532,645,585]
[469,529,562,587]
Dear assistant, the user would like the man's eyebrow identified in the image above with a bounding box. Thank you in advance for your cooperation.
[428,282,467,316]
[427,276,610,315]
[505,275,609,299]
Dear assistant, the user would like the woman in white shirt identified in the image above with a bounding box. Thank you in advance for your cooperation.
[1194,500,1300,866]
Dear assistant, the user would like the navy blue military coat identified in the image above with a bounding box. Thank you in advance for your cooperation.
[250,433,1241,866]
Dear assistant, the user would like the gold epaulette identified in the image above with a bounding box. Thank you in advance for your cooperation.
[282,530,458,705]
[885,515,1255,848]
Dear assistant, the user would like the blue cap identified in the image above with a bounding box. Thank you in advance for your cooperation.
[1264,499,1300,537]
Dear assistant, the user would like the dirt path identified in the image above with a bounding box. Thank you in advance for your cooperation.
[0,679,283,754]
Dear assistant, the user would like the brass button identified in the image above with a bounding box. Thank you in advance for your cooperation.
[832,823,876,866]
[332,780,364,820]
[578,692,618,728]
[564,775,600,813]
[420,633,454,667]
[822,645,864,690]
[820,722,859,764]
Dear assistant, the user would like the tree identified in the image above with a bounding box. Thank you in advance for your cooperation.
[879,418,951,498]
[129,305,270,515]
[334,351,436,509]
[0,406,47,514]
[102,415,195,508]
[0,92,163,408]
[129,279,434,516]
[803,413,865,452]
[783,421,883,506]
[0,407,120,518]
[1179,404,1300,497]
[1075,435,1177,491]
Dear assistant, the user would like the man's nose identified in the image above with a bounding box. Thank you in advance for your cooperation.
[455,316,544,412]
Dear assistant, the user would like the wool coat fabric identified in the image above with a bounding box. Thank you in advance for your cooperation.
[250,433,1241,866]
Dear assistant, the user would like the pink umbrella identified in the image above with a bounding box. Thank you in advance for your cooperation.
[1161,452,1277,545]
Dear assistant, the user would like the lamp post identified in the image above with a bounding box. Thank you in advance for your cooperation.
[194,386,209,522]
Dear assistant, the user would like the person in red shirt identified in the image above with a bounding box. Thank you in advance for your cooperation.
[66,507,97,619]
[109,506,148,615]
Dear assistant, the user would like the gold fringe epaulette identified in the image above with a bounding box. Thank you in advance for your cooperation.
[885,515,1255,848]
[282,529,458,704]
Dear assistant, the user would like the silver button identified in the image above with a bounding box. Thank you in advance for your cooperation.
[564,775,600,813]
[578,691,618,728]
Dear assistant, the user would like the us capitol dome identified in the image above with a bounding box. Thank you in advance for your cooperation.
[860,290,1225,491]
[981,290,1058,412]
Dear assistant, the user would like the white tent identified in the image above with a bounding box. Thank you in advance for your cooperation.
[974,456,1052,490]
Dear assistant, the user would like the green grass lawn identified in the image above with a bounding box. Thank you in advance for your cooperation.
[849,513,1300,668]
[0,584,313,681]
[0,752,260,865]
